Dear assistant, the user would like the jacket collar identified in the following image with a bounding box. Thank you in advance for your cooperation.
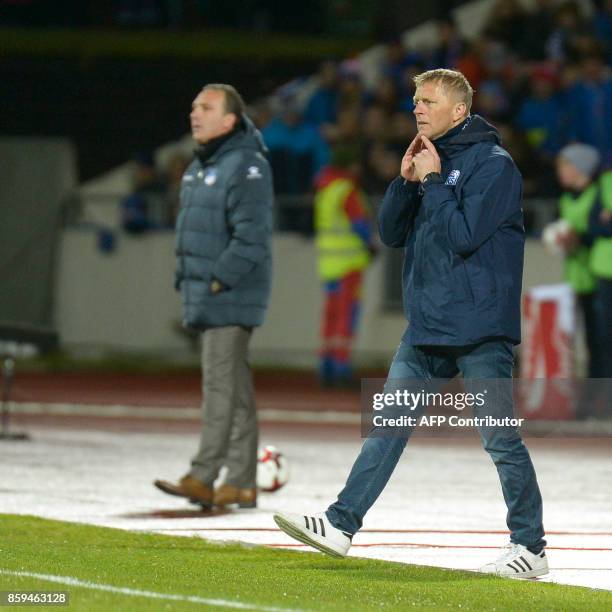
[194,118,245,165]
[434,115,501,159]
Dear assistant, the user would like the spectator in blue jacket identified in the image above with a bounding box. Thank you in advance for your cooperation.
[120,151,167,233]
[274,69,548,581]
[155,84,273,511]
[261,98,330,194]
[564,50,612,166]
[516,66,565,158]
[303,60,340,127]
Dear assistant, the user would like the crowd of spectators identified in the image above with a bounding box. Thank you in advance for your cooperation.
[115,0,611,236]
[255,0,612,209]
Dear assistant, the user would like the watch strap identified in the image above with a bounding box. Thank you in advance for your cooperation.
[422,172,444,185]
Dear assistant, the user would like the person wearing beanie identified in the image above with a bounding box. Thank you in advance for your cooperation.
[555,143,603,380]
[559,144,601,180]
[586,163,612,389]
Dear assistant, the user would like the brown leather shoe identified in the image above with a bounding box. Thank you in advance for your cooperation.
[154,475,213,508]
[213,485,257,508]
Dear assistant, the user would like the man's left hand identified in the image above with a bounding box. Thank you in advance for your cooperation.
[413,136,442,182]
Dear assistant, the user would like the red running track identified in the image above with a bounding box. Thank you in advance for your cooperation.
[10,370,362,411]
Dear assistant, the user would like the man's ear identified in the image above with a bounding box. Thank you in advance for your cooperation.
[453,102,467,121]
[222,112,237,131]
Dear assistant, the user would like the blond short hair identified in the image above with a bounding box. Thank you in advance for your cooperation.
[413,69,473,112]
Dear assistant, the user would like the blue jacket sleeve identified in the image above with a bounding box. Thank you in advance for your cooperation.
[421,154,522,257]
[378,177,421,247]
[211,159,273,288]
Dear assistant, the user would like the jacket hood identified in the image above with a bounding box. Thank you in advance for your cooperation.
[218,114,268,157]
[434,114,501,158]
[196,114,268,165]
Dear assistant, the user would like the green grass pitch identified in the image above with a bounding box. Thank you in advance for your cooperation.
[1,515,611,611]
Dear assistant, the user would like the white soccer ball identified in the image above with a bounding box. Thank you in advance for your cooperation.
[541,218,572,256]
[256,445,290,492]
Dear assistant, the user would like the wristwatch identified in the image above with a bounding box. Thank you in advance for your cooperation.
[422,172,444,186]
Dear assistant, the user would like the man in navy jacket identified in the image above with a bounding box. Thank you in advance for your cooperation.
[275,69,548,579]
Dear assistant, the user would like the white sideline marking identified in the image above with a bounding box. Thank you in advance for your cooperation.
[0,569,305,612]
[10,402,360,424]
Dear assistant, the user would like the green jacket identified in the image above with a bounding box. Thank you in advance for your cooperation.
[589,171,612,280]
[559,184,598,294]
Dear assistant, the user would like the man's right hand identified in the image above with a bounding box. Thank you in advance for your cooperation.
[400,134,424,182]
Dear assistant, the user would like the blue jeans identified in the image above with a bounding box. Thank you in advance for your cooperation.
[326,339,546,552]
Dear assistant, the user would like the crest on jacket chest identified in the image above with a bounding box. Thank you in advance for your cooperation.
[198,168,217,185]
[445,169,461,186]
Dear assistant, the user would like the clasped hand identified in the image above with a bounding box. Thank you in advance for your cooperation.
[400,134,441,182]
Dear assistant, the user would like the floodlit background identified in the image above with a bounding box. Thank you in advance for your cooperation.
[1,0,611,596]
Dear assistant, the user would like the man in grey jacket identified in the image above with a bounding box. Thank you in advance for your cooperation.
[155,84,273,509]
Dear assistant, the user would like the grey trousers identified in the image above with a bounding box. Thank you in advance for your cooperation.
[189,326,258,488]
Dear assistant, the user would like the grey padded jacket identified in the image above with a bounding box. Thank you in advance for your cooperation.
[175,117,273,329]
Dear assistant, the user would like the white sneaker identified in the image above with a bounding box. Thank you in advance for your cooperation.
[479,543,549,578]
[273,511,352,558]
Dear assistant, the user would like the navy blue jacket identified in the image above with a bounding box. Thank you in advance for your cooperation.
[175,117,273,329]
[379,115,524,346]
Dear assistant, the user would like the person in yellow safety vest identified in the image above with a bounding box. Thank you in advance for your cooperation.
[587,168,612,384]
[314,145,375,387]
[555,143,603,379]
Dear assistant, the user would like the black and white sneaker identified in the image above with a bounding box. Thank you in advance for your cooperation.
[479,543,549,578]
[273,511,352,558]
